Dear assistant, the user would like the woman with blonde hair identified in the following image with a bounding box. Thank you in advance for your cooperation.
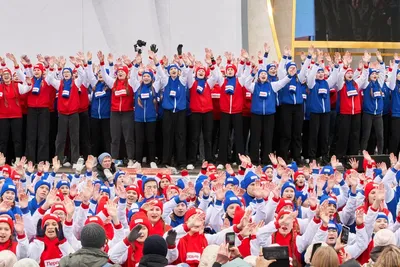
[373,245,400,267]
[311,246,339,267]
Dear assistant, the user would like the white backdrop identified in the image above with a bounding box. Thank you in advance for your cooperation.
[0,0,242,65]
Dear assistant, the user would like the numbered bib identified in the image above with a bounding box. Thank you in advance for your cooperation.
[32,87,40,93]
[302,93,307,100]
[62,90,70,97]
[94,91,106,98]
[259,91,268,98]
[169,90,176,97]
[373,91,381,98]
[318,88,328,95]
[289,85,296,93]
[246,92,252,98]
[211,93,220,99]
[141,93,150,99]
[196,85,204,94]
[44,258,60,267]
[115,89,127,96]
[347,90,358,97]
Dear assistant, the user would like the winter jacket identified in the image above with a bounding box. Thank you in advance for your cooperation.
[94,163,116,183]
[59,247,121,267]
[138,254,168,267]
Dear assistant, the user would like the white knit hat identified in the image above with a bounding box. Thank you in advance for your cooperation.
[374,229,396,247]
[13,258,39,267]
[0,250,17,267]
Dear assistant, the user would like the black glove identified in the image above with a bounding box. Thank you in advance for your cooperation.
[137,40,147,47]
[166,230,177,246]
[128,224,143,243]
[56,221,65,241]
[150,44,158,53]
[177,44,183,56]
[134,44,139,53]
[36,219,46,238]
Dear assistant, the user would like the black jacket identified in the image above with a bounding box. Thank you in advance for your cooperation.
[138,254,168,267]
[94,163,116,183]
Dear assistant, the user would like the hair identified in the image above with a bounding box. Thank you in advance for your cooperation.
[112,77,129,96]
[310,246,339,267]
[373,245,400,267]
[272,220,301,267]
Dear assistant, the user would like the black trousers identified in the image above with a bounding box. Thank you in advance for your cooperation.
[279,104,304,162]
[242,116,251,155]
[302,120,310,159]
[212,119,220,159]
[309,112,330,161]
[250,113,274,165]
[79,111,91,159]
[49,111,58,159]
[26,108,50,163]
[135,121,156,164]
[272,105,282,153]
[188,112,213,164]
[155,119,163,162]
[162,110,186,166]
[389,117,400,155]
[90,117,111,156]
[0,118,23,159]
[360,113,383,154]
[218,113,244,164]
[110,111,134,160]
[56,113,79,163]
[336,114,361,159]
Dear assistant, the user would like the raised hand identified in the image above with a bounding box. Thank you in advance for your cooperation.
[362,51,371,64]
[56,222,65,241]
[348,158,359,169]
[36,219,46,238]
[19,192,29,209]
[166,230,177,246]
[64,197,75,219]
[14,214,25,235]
[264,42,270,53]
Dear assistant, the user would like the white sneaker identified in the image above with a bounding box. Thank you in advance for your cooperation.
[232,162,237,166]
[186,164,195,170]
[150,162,158,168]
[114,160,123,167]
[77,157,85,165]
[74,162,85,173]
[142,157,147,164]
[93,157,98,167]
[217,164,224,170]
[131,161,141,169]
[165,165,178,174]
[63,161,71,167]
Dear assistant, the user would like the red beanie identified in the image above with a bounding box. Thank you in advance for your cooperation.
[232,206,245,225]
[160,174,171,183]
[345,68,353,76]
[181,170,189,177]
[96,195,109,215]
[146,199,163,213]
[276,210,291,221]
[0,216,14,232]
[117,66,129,76]
[50,204,67,215]
[10,170,21,181]
[364,182,379,201]
[195,66,209,77]
[163,185,180,200]
[207,164,216,172]
[85,216,105,228]
[2,68,11,76]
[276,199,294,214]
[42,214,60,228]
[294,171,304,181]
[363,159,376,171]
[56,190,65,201]
[126,185,141,197]
[33,64,45,73]
[184,208,204,222]
[129,213,152,231]
[225,64,237,75]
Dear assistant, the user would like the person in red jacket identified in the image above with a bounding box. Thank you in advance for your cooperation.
[0,215,28,259]
[0,58,31,162]
[9,53,52,164]
[97,51,135,167]
[47,56,84,165]
[215,51,251,167]
[335,52,369,161]
[186,52,220,170]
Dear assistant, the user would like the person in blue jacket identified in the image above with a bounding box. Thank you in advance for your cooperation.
[158,46,190,169]
[388,57,400,154]
[244,66,291,165]
[306,54,339,165]
[85,53,112,157]
[28,179,51,215]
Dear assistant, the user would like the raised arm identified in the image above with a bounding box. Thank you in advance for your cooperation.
[307,64,319,89]
[271,75,291,93]
[97,51,115,88]
[244,72,256,94]
[278,46,291,79]
[388,55,400,90]
[355,52,371,89]
[47,58,61,90]
[327,66,339,88]
[239,63,251,86]
[298,46,314,83]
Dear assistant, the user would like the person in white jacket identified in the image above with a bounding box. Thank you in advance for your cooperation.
[0,215,28,259]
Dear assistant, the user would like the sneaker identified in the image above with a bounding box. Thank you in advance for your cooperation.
[77,157,85,165]
[232,162,237,166]
[114,160,123,167]
[150,162,158,169]
[142,157,147,164]
[217,164,224,170]
[165,165,178,174]
[73,162,85,173]
[131,161,141,169]
[186,164,195,170]
[63,161,71,167]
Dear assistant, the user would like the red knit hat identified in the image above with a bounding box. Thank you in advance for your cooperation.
[232,206,245,225]
[365,182,379,201]
[207,164,217,173]
[56,190,65,201]
[294,171,304,182]
[129,213,152,230]
[96,195,109,215]
[50,204,67,215]
[226,64,237,75]
[1,166,11,175]
[10,170,21,181]
[42,214,61,228]
[163,185,180,200]
[0,216,13,232]
[160,174,171,183]
[117,66,129,76]
[85,216,105,228]
[146,199,163,213]
[209,173,217,182]
[2,68,11,76]
[276,199,294,214]
[181,170,189,177]
[345,68,353,76]
[195,66,210,77]
[126,185,141,197]
[363,159,376,171]
[33,64,45,73]
[276,210,291,221]
[184,208,204,222]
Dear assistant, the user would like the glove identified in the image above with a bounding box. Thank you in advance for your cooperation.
[150,44,158,53]
[137,40,147,47]
[134,44,138,53]
[56,222,65,241]
[166,230,177,246]
[104,169,113,182]
[128,225,143,243]
[177,44,183,56]
[36,219,46,238]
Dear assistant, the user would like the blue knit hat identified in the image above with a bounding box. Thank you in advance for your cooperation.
[320,194,337,207]
[369,68,378,77]
[286,62,297,72]
[176,179,185,190]
[240,171,259,190]
[225,177,239,187]
[258,69,268,76]
[223,191,242,212]
[34,180,51,194]
[262,165,273,173]
[114,171,126,184]
[142,71,155,81]
[98,152,112,164]
[281,181,296,196]
[195,175,208,196]
[63,67,73,75]
[0,179,16,198]
[320,166,334,176]
[287,162,298,172]
[376,212,388,221]
[167,64,180,74]
[141,176,158,192]
[56,180,70,189]
[266,63,277,73]
[99,185,110,196]
[328,220,342,234]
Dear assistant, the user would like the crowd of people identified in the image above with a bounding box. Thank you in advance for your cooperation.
[1,43,400,172]
[0,42,400,267]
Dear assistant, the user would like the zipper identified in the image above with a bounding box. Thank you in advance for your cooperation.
[119,96,122,112]
[375,99,377,115]
[144,99,146,122]
[322,99,325,113]
[98,98,101,119]
[263,99,265,115]
[229,95,232,114]
[173,98,176,113]
[352,97,354,115]
[293,93,296,105]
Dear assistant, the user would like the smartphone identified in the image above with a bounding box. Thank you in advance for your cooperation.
[341,225,350,244]
[310,243,322,262]
[225,232,235,248]
[262,246,289,267]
